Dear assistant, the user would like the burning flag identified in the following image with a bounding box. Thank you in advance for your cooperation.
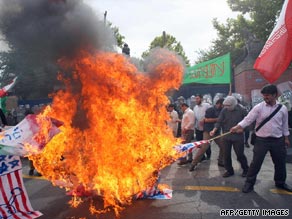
[254,0,292,83]
[174,140,210,154]
[0,114,62,156]
[0,0,185,217]
[0,77,17,98]
[30,49,184,217]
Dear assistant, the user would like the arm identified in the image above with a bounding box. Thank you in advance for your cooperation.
[210,109,224,136]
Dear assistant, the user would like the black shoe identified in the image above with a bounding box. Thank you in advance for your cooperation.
[189,164,197,172]
[223,171,234,178]
[242,183,254,193]
[28,169,34,176]
[200,156,206,162]
[275,183,292,192]
[241,169,248,177]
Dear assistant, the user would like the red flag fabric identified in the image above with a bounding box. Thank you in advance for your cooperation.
[0,155,42,218]
[254,0,292,83]
[0,77,17,98]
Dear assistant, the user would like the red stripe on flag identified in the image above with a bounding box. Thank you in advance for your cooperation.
[7,171,23,219]
[0,175,9,219]
[14,169,37,218]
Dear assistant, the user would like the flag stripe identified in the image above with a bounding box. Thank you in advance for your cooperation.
[7,171,23,219]
[0,175,9,218]
[0,156,42,219]
[14,170,34,219]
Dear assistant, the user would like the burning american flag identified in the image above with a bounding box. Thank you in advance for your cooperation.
[0,0,185,217]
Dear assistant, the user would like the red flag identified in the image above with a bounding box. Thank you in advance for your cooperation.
[254,0,292,83]
[0,77,17,98]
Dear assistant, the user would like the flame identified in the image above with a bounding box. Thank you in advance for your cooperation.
[31,49,184,217]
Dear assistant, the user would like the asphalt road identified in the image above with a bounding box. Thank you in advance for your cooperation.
[22,142,292,219]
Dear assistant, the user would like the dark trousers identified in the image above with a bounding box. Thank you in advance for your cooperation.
[223,137,249,173]
[246,136,286,185]
[196,129,211,158]
[244,130,250,143]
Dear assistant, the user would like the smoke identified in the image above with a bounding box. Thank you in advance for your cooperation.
[0,0,116,58]
[0,0,117,99]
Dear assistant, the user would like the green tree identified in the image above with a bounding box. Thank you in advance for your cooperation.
[142,32,190,66]
[227,0,284,40]
[108,22,125,49]
[196,0,284,64]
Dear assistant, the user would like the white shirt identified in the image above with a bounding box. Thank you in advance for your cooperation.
[181,108,195,131]
[193,102,211,131]
[167,109,179,134]
[238,101,289,138]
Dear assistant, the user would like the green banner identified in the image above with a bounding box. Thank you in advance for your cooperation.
[183,53,231,84]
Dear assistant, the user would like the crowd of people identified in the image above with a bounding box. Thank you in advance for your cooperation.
[166,84,292,194]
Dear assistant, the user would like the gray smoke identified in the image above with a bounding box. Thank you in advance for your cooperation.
[0,0,116,58]
[0,0,117,100]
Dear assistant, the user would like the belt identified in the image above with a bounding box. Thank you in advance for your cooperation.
[256,136,283,141]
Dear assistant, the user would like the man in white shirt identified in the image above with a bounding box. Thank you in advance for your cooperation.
[166,104,179,137]
[193,94,211,159]
[178,103,195,165]
[231,84,291,193]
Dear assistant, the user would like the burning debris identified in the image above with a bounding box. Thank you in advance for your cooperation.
[0,0,185,217]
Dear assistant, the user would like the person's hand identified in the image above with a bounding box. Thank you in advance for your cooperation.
[210,129,215,137]
[230,125,244,133]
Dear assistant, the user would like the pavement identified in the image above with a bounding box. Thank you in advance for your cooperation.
[21,140,292,219]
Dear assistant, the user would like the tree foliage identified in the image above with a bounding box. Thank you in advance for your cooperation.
[142,32,190,66]
[196,0,284,64]
[107,22,125,49]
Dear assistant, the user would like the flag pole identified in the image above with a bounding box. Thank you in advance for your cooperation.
[228,83,232,95]
[209,131,232,141]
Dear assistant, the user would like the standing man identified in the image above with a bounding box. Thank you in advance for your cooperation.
[189,98,225,171]
[231,84,292,193]
[166,103,179,137]
[193,94,211,159]
[177,103,195,165]
[210,96,249,178]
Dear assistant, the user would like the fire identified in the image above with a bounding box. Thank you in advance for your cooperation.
[30,49,184,217]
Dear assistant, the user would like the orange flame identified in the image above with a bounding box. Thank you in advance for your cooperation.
[31,49,184,217]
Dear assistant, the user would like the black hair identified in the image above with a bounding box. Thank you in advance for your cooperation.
[195,94,203,98]
[261,84,278,95]
[215,98,224,105]
[181,103,189,107]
